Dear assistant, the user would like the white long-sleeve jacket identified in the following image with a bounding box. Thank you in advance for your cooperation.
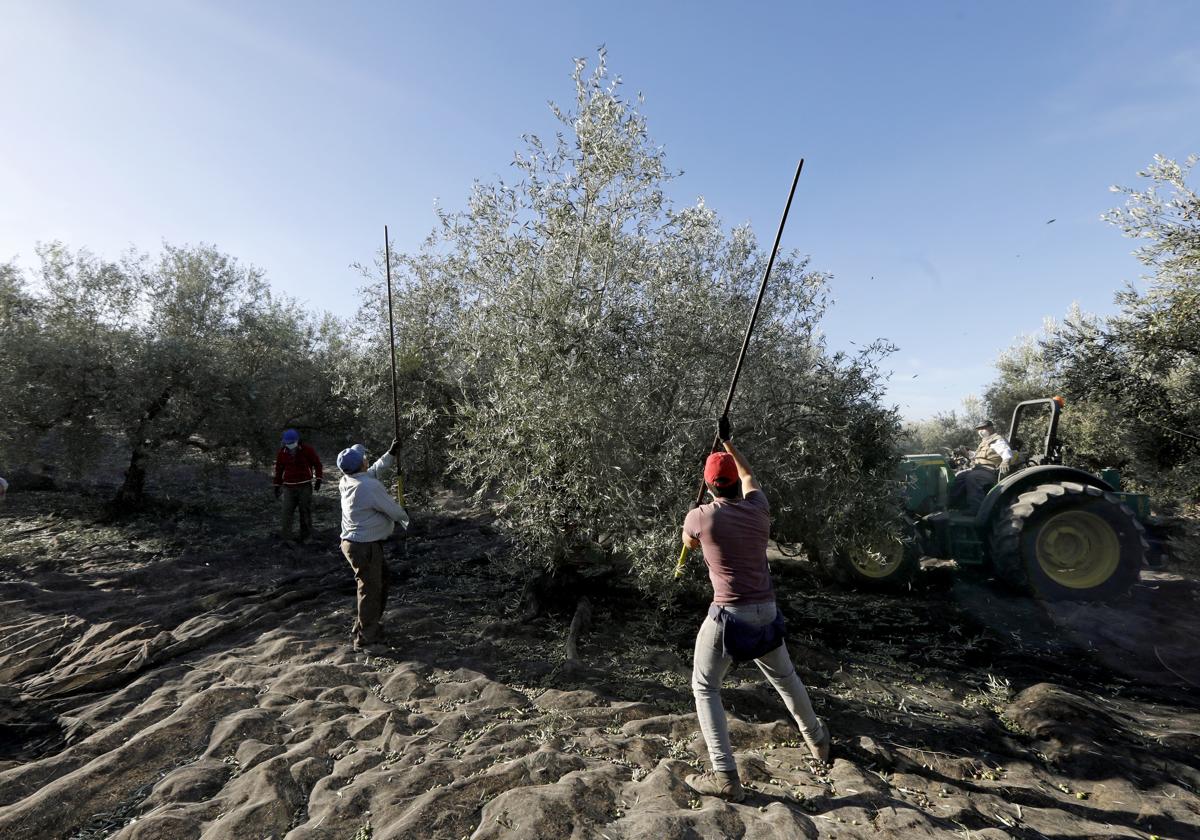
[339,453,409,542]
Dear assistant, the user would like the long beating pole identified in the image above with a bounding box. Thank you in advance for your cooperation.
[674,158,804,578]
[384,225,404,506]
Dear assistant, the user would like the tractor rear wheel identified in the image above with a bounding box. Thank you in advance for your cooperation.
[989,481,1146,600]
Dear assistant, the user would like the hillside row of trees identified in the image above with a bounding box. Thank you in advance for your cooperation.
[905,154,1200,508]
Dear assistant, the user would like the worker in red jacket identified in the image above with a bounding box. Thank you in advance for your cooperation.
[273,428,323,543]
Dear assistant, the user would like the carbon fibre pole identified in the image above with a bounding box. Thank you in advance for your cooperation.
[674,158,804,578]
[384,226,405,506]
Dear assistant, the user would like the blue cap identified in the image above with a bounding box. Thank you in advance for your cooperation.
[282,428,299,445]
[337,447,364,473]
[351,443,367,457]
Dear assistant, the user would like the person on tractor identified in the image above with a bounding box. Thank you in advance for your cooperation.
[680,415,831,803]
[949,419,1013,514]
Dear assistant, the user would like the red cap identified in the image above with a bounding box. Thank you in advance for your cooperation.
[704,452,739,487]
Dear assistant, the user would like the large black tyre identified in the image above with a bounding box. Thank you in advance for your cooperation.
[989,481,1147,600]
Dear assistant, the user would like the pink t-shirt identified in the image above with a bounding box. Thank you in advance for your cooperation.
[683,490,774,605]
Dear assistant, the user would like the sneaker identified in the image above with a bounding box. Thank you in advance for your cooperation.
[804,721,832,765]
[684,770,745,802]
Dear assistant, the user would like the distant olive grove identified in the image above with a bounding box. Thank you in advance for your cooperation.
[0,54,904,602]
[904,154,1200,509]
[0,243,357,510]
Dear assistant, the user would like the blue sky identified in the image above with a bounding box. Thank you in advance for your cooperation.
[2,1,1197,418]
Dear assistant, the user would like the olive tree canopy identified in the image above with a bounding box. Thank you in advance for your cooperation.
[360,54,903,598]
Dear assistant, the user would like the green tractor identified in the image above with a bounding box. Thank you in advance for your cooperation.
[831,397,1168,600]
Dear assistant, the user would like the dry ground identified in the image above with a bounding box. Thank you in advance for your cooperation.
[1,477,1198,839]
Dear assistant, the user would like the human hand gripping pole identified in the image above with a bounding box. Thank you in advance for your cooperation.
[717,415,731,444]
[673,159,804,579]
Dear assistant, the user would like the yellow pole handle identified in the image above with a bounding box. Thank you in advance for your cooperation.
[674,544,690,579]
[396,473,405,507]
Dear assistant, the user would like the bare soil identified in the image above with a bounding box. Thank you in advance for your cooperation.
[1,478,1198,840]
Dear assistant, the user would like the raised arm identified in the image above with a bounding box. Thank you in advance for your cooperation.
[366,452,394,481]
[366,439,401,480]
[722,440,760,496]
[718,415,760,497]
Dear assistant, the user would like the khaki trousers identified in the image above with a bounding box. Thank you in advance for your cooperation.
[340,539,390,645]
[692,601,821,773]
[280,483,313,541]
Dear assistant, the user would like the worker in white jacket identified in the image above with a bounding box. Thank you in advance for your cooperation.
[337,439,409,650]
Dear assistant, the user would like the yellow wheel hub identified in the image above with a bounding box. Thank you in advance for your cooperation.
[1035,510,1120,589]
[850,543,905,579]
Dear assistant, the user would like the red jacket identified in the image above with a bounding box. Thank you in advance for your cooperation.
[274,443,323,486]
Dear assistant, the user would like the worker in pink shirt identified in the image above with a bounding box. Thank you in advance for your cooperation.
[680,415,830,802]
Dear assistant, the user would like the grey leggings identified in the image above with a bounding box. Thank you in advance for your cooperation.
[692,601,821,773]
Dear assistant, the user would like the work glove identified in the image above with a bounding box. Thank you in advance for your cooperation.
[313,478,322,492]
[274,486,282,499]
[718,414,732,442]
[388,438,401,456]
[998,462,1011,479]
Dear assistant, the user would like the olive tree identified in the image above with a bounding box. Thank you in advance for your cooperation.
[0,261,48,464]
[1039,155,1200,503]
[365,53,903,602]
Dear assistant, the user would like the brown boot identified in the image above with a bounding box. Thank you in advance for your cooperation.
[684,769,745,802]
[804,721,832,765]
